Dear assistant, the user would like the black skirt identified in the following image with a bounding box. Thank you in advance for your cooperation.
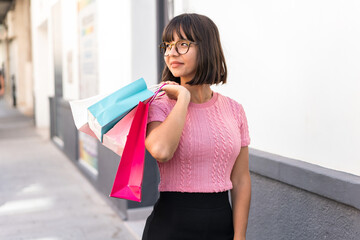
[142,191,234,240]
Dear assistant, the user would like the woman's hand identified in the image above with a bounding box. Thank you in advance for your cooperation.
[162,81,191,102]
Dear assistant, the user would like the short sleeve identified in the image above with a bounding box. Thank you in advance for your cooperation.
[239,104,251,147]
[147,96,170,123]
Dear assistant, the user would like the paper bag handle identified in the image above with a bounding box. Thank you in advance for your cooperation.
[149,83,167,105]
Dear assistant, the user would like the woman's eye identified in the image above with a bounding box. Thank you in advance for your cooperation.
[180,42,189,47]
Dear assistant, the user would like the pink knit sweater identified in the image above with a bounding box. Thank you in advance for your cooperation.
[147,92,250,193]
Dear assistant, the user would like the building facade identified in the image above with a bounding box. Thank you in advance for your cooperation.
[1,0,359,238]
[0,0,33,115]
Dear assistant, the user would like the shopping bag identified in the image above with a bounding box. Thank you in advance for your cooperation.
[87,78,154,142]
[78,123,98,139]
[69,93,109,139]
[109,84,166,202]
[109,101,149,202]
[102,106,137,156]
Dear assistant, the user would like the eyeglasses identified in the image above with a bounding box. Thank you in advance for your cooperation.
[159,40,197,56]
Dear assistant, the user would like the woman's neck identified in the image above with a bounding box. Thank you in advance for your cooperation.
[180,80,213,104]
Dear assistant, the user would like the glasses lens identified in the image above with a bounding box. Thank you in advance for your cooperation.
[176,40,190,55]
[160,41,191,56]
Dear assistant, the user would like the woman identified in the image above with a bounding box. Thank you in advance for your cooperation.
[143,13,251,240]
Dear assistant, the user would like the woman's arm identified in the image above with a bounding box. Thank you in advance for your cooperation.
[145,84,190,163]
[230,146,251,240]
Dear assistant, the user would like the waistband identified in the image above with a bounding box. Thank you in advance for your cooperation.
[158,191,230,209]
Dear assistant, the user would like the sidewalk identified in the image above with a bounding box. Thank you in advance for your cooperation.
[0,99,146,240]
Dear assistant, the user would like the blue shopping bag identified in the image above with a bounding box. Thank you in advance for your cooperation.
[87,78,154,142]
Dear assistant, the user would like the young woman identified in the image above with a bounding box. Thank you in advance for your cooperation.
[143,13,251,240]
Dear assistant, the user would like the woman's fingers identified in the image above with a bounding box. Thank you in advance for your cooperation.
[163,80,179,85]
[161,84,190,101]
[161,85,181,99]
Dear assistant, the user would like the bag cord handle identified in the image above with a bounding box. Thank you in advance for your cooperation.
[149,83,167,105]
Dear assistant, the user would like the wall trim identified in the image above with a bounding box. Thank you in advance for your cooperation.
[249,148,360,210]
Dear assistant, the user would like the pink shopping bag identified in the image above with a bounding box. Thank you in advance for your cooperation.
[78,123,98,139]
[109,101,149,202]
[102,107,137,156]
[109,84,166,202]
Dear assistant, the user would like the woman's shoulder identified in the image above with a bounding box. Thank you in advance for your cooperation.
[216,93,249,133]
[152,93,174,104]
[149,93,176,110]
[216,92,243,110]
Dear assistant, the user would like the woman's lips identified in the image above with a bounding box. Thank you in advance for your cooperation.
[170,61,183,68]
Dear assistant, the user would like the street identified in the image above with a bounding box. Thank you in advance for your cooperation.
[0,99,142,240]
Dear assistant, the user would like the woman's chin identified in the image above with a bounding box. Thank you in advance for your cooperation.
[170,72,181,78]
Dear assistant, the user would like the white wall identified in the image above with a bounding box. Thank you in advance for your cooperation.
[31,0,57,128]
[61,0,79,100]
[174,0,360,176]
[0,26,6,66]
[31,0,158,127]
[97,0,158,95]
[97,0,132,94]
[131,0,157,86]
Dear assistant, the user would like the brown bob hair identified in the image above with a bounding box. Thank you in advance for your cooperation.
[161,13,227,85]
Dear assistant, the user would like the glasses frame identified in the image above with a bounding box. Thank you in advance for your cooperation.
[159,40,197,56]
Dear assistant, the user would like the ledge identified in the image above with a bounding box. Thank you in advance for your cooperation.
[249,148,360,210]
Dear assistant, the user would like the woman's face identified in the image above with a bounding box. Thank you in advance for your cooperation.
[164,30,197,84]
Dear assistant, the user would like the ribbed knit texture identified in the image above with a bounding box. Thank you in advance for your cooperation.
[147,92,250,193]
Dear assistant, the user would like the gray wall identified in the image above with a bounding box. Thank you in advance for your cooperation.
[58,99,77,162]
[248,173,360,240]
[248,149,360,240]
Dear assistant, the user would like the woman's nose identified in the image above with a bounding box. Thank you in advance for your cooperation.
[168,45,179,56]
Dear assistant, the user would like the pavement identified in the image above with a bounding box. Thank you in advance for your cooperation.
[0,99,149,240]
